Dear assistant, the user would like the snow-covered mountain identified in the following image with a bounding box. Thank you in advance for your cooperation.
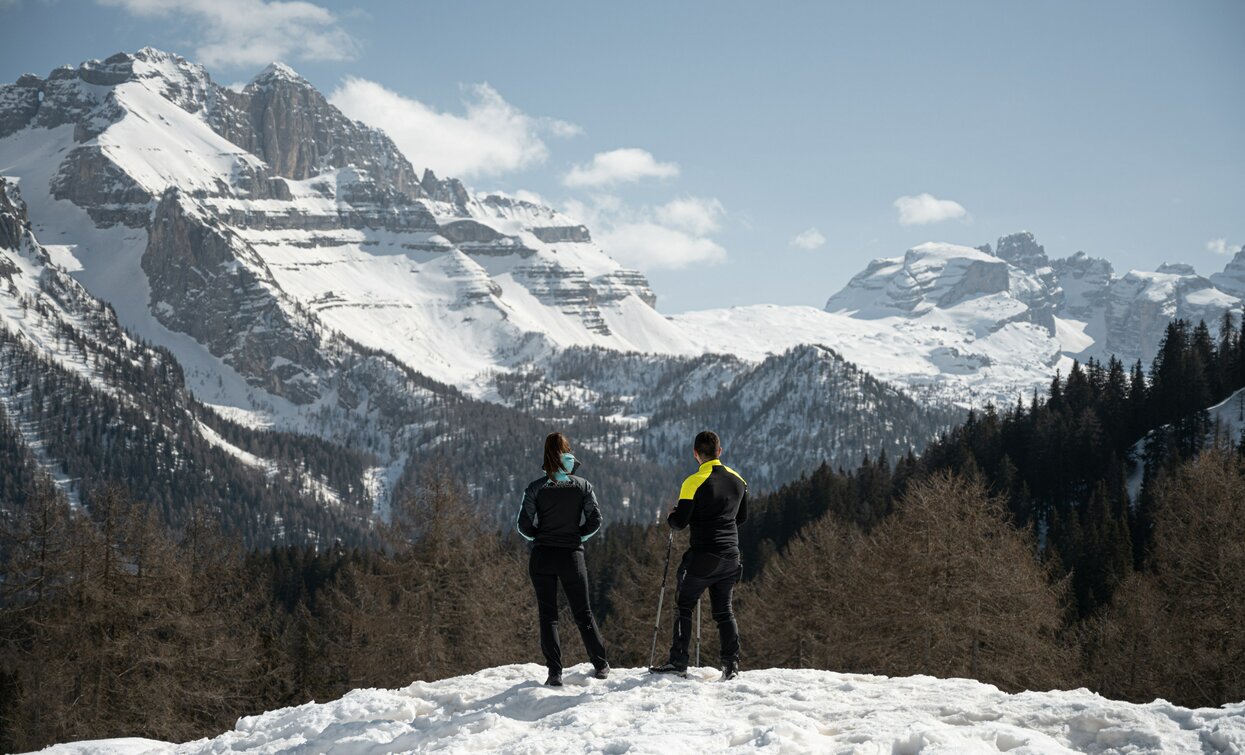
[4,46,1238,530]
[39,665,1245,754]
[0,49,961,531]
[0,49,687,401]
[676,232,1245,407]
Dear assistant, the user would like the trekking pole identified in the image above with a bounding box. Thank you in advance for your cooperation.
[648,530,675,668]
[694,598,702,668]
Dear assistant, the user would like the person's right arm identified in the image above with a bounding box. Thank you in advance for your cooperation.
[516,481,539,541]
[667,475,698,530]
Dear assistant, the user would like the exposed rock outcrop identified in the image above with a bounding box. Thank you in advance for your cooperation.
[143,189,327,403]
[1210,248,1245,297]
[1051,252,1114,321]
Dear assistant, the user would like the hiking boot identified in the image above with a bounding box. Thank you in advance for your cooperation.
[545,671,563,686]
[648,661,688,677]
[722,661,740,681]
[593,664,610,680]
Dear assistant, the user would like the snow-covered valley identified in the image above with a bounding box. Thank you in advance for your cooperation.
[35,665,1245,754]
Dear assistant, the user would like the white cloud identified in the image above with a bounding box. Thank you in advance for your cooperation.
[329,77,579,179]
[599,222,726,270]
[893,193,969,226]
[654,197,724,235]
[563,148,679,188]
[99,0,360,68]
[564,194,727,271]
[1208,238,1239,256]
[791,227,826,250]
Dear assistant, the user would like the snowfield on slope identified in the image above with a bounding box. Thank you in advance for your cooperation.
[36,665,1245,754]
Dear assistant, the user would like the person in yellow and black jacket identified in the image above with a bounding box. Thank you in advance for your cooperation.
[650,430,748,680]
[516,432,609,686]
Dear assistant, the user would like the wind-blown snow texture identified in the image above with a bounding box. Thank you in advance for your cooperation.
[36,666,1245,754]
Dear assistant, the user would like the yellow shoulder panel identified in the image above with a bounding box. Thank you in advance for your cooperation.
[679,469,711,500]
[720,464,747,487]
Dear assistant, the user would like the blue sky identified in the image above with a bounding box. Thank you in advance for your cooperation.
[2,0,1242,312]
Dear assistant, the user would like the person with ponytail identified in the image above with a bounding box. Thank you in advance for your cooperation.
[516,432,610,685]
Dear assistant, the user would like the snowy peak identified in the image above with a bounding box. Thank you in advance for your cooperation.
[823,225,1245,385]
[247,61,307,88]
[993,231,1051,273]
[1156,262,1197,276]
[825,241,1013,316]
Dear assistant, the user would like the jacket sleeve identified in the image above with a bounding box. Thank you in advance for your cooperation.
[579,480,602,541]
[667,498,694,530]
[668,472,698,530]
[735,487,749,524]
[516,482,539,541]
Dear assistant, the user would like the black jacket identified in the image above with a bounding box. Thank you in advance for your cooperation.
[668,459,748,556]
[516,461,602,550]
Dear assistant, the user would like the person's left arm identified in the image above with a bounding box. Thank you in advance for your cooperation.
[579,480,602,541]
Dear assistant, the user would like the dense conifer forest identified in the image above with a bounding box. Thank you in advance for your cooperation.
[2,318,1244,751]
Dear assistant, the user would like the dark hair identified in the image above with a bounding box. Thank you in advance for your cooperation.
[694,430,721,460]
[543,432,572,479]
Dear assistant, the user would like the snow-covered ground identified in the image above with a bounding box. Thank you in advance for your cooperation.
[33,665,1245,754]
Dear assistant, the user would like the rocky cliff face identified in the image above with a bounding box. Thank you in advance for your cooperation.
[1051,252,1114,321]
[1099,268,1239,362]
[1210,248,1245,297]
[143,189,329,403]
[210,63,425,203]
[0,179,29,255]
[0,75,43,139]
[992,232,1061,333]
[826,241,1030,319]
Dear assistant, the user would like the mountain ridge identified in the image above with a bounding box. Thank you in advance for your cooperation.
[2,47,1236,533]
[0,49,959,536]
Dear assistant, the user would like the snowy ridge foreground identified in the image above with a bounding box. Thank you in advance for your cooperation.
[38,665,1245,754]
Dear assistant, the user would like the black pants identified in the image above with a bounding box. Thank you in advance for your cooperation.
[528,545,608,674]
[668,550,742,666]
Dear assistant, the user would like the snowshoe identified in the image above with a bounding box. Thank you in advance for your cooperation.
[593,664,611,680]
[545,671,563,687]
[722,661,740,681]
